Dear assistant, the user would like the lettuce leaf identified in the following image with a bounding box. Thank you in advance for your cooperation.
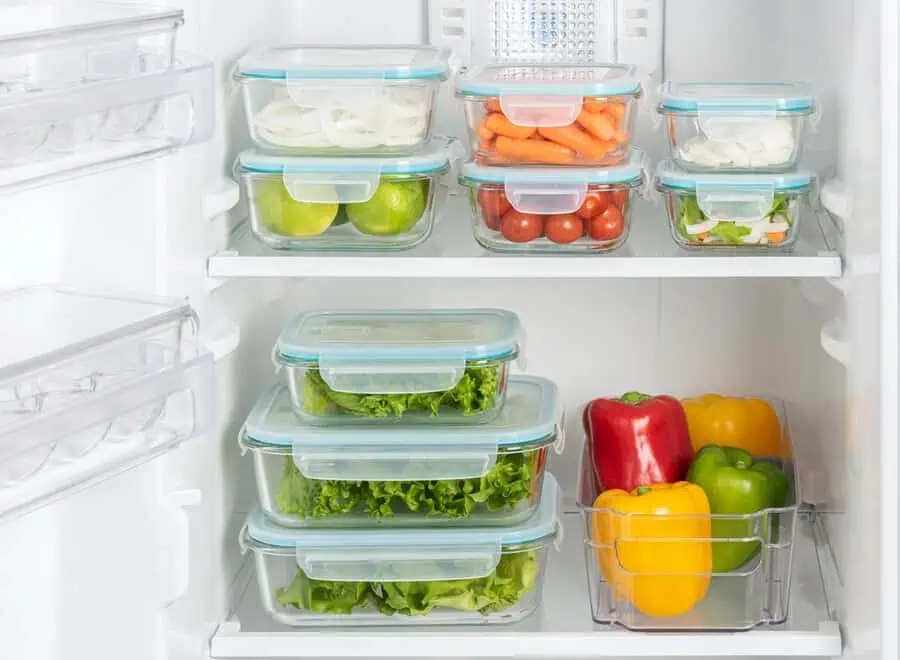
[301,364,501,419]
[276,551,539,617]
[276,449,540,520]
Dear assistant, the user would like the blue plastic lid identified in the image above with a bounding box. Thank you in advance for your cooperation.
[659,81,815,113]
[656,159,814,191]
[457,63,640,97]
[238,137,453,175]
[461,149,645,186]
[276,309,521,364]
[244,472,560,551]
[235,45,450,81]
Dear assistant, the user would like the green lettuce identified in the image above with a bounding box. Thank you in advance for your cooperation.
[276,551,539,616]
[676,194,794,244]
[276,449,540,520]
[301,364,501,419]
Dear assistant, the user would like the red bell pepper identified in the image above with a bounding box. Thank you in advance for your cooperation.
[584,392,693,492]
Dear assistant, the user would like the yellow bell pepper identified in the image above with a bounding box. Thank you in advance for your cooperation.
[591,482,711,618]
[681,394,783,457]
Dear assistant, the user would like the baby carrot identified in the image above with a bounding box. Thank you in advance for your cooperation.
[484,101,502,113]
[537,125,613,161]
[485,113,537,139]
[495,136,575,165]
[477,116,495,141]
[576,109,616,141]
[606,102,627,119]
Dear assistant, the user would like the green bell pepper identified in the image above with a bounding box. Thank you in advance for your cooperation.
[686,445,790,572]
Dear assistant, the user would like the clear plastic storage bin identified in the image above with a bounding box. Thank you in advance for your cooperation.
[234,46,450,154]
[240,376,562,528]
[0,1,183,162]
[456,64,641,166]
[274,309,521,424]
[0,286,213,522]
[658,82,817,172]
[460,149,645,253]
[657,160,814,249]
[240,473,561,626]
[577,400,800,631]
[236,138,453,251]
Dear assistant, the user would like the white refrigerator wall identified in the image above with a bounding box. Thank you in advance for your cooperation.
[0,2,888,660]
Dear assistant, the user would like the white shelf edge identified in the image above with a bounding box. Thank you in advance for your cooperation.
[206,197,842,281]
[209,514,842,659]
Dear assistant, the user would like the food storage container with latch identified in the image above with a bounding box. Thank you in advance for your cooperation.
[459,149,646,253]
[456,64,642,166]
[0,1,183,161]
[658,82,818,172]
[240,472,561,626]
[234,45,450,154]
[240,375,562,528]
[236,137,455,251]
[274,308,522,424]
[656,160,815,249]
[577,399,800,631]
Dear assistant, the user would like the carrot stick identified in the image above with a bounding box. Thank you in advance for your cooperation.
[606,102,627,119]
[485,113,536,139]
[484,101,502,113]
[495,136,575,164]
[576,108,616,141]
[537,125,613,161]
[478,137,495,153]
[476,116,494,141]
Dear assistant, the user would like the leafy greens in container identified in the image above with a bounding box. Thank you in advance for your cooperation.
[274,309,522,424]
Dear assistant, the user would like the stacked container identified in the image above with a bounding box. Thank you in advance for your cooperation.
[232,46,458,250]
[239,309,564,626]
[455,64,647,252]
[656,82,818,249]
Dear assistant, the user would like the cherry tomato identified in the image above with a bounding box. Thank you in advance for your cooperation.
[589,205,625,241]
[500,210,543,243]
[545,214,584,244]
[576,191,610,220]
[477,188,511,221]
[481,207,502,231]
[611,189,629,210]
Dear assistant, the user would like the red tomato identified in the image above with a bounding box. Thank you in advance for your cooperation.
[477,188,511,220]
[545,214,584,244]
[500,210,543,243]
[610,189,629,210]
[481,208,502,231]
[589,205,625,241]
[576,191,610,220]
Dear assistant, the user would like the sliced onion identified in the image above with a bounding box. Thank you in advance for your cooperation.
[685,218,719,234]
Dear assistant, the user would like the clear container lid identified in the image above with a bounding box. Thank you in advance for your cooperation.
[457,64,640,97]
[234,45,451,81]
[0,1,183,52]
[659,81,815,114]
[275,309,521,395]
[241,472,560,581]
[461,150,645,215]
[241,376,562,481]
[656,160,814,192]
[237,138,455,204]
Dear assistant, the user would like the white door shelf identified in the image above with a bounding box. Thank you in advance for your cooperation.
[207,195,842,280]
[0,54,213,192]
[0,286,214,523]
[209,513,842,659]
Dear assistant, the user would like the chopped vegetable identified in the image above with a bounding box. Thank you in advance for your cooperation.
[276,447,542,520]
[674,118,796,169]
[675,194,795,246]
[276,550,540,616]
[301,364,501,418]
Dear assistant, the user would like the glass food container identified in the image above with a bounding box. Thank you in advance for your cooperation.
[233,45,450,154]
[459,149,645,253]
[235,138,454,251]
[658,82,817,172]
[577,399,799,631]
[656,160,814,249]
[273,308,522,425]
[240,473,561,626]
[240,376,562,528]
[456,64,642,166]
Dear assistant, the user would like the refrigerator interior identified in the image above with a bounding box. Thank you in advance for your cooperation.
[0,1,893,659]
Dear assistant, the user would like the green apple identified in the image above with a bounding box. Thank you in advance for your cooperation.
[255,180,338,237]
[346,179,427,236]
